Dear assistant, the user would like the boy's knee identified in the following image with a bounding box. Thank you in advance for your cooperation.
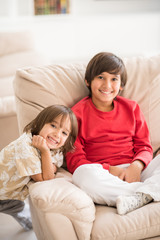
[72,164,102,188]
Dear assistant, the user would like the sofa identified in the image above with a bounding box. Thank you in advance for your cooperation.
[13,54,160,240]
[0,31,49,150]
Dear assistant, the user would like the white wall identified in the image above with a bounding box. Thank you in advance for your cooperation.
[0,0,160,63]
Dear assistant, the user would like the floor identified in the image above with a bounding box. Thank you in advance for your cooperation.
[0,213,37,240]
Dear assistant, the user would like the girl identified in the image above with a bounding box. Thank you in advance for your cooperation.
[0,105,78,230]
[66,52,160,215]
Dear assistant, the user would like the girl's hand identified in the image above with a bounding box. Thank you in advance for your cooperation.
[119,160,144,183]
[32,135,49,152]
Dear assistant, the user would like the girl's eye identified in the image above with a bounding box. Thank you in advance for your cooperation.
[62,131,68,136]
[98,76,103,79]
[112,78,118,81]
[51,124,56,128]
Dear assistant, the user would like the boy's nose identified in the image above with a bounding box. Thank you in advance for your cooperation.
[104,79,111,88]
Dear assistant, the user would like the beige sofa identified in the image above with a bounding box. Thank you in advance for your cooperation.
[0,31,49,150]
[14,54,160,240]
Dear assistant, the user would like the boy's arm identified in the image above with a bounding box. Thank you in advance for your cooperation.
[132,104,153,167]
[66,138,92,174]
[121,104,153,183]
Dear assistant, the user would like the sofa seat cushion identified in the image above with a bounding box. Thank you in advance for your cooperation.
[92,203,160,240]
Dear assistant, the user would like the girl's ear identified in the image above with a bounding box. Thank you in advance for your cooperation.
[120,86,123,91]
[85,79,89,86]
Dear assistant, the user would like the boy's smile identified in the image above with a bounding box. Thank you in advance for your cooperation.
[86,72,122,112]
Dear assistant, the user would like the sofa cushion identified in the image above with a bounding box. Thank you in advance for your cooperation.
[92,203,160,240]
[14,63,89,133]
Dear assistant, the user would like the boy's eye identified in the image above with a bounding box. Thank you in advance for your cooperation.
[112,78,118,81]
[98,76,103,79]
[51,124,56,128]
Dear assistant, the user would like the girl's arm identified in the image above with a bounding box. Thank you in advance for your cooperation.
[31,135,57,182]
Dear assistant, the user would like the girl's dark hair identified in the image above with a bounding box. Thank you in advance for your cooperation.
[85,52,127,93]
[24,105,78,155]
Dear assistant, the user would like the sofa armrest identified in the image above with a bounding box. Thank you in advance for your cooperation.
[29,178,95,240]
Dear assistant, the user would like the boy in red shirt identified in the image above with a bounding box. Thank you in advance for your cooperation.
[66,52,160,215]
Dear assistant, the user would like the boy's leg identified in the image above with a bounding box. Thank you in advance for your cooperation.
[116,155,160,215]
[116,193,153,215]
[72,164,141,206]
[141,154,160,182]
[0,200,32,231]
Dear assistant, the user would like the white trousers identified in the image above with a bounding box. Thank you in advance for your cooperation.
[72,154,160,206]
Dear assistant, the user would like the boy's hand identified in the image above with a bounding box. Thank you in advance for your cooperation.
[119,160,144,183]
[32,135,49,152]
[109,165,125,178]
[109,160,144,183]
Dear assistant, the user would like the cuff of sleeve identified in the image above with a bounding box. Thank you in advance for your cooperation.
[133,151,152,169]
[102,163,110,171]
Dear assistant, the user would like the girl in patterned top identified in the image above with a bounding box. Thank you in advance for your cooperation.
[0,105,78,231]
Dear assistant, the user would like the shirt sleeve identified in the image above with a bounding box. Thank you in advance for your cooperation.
[66,138,93,174]
[15,134,42,177]
[15,148,42,177]
[132,103,153,167]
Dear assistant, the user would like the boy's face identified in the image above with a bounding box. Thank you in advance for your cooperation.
[85,72,122,111]
[39,115,71,150]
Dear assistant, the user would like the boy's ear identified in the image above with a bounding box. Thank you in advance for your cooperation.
[120,86,123,91]
[85,79,89,86]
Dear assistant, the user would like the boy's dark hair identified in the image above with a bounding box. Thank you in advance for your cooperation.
[24,105,78,155]
[85,52,127,93]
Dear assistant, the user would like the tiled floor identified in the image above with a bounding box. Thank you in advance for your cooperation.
[0,213,37,240]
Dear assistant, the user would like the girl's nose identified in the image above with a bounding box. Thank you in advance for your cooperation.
[55,129,61,138]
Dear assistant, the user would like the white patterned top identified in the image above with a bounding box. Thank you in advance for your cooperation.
[0,132,63,200]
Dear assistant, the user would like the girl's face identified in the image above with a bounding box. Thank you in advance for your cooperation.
[39,114,71,150]
[86,72,122,111]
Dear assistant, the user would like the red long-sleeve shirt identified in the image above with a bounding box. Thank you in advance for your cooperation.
[66,96,153,174]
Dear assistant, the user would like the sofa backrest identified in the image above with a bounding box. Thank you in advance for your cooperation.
[14,55,160,152]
